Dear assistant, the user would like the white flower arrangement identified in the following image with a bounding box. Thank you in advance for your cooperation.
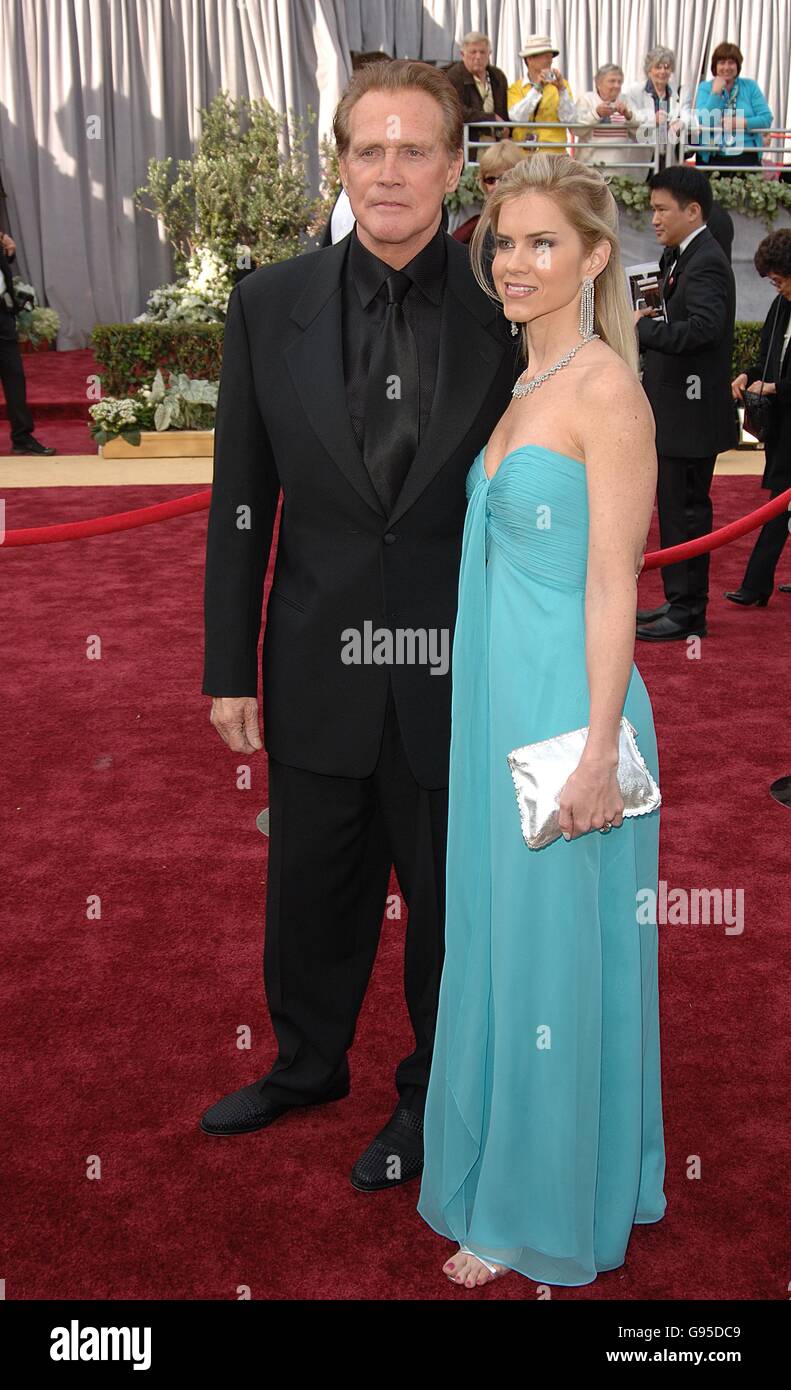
[12,276,60,344]
[135,243,235,323]
[90,398,141,428]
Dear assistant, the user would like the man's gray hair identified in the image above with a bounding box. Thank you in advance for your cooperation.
[644,46,676,75]
[461,31,491,49]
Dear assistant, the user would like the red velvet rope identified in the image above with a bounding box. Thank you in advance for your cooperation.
[2,484,790,568]
[1,490,213,546]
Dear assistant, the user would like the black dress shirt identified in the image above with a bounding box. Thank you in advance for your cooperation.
[341,220,447,452]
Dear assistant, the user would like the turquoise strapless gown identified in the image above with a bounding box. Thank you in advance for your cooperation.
[417,444,666,1286]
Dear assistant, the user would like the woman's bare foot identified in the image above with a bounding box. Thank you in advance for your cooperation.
[443,1247,510,1287]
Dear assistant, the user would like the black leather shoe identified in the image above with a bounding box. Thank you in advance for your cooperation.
[724,587,770,607]
[778,584,791,593]
[636,601,670,623]
[12,437,57,455]
[200,1077,349,1136]
[636,614,707,641]
[350,1105,424,1192]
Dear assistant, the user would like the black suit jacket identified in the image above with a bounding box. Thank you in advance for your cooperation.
[202,230,520,787]
[743,293,791,490]
[637,226,739,458]
[706,201,734,263]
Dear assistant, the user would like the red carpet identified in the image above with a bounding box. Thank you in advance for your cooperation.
[1,477,788,1299]
[1,348,98,454]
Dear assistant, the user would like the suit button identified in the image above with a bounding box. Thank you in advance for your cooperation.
[383,532,397,544]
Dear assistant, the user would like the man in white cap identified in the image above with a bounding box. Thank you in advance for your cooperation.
[507,34,577,153]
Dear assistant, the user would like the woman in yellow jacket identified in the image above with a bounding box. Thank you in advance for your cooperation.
[507,33,576,152]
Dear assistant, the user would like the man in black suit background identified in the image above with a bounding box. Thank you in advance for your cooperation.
[635,166,738,640]
[0,231,56,455]
[706,198,734,262]
[199,61,519,1188]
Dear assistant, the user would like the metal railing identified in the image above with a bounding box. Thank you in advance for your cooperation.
[462,119,791,178]
[681,127,791,174]
[463,119,666,174]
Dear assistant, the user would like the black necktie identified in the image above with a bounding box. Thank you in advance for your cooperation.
[363,270,419,515]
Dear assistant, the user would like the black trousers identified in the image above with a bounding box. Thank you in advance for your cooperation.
[0,308,35,444]
[742,481,791,596]
[656,452,717,623]
[259,679,449,1118]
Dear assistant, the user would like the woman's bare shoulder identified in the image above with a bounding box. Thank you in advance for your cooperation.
[576,343,653,426]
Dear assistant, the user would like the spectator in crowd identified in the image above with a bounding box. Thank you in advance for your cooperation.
[0,231,56,455]
[693,43,772,173]
[507,34,576,154]
[444,32,511,161]
[729,230,791,606]
[575,64,644,169]
[623,46,690,174]
[447,141,528,282]
[634,166,738,641]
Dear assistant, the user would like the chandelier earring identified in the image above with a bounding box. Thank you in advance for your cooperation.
[579,275,596,338]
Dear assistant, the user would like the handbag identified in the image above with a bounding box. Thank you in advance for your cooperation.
[507,716,661,851]
[743,298,782,443]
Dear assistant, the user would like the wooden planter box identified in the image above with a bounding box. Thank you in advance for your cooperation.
[100,428,214,458]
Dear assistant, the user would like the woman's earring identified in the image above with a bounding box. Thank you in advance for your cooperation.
[579,275,595,337]
[510,320,519,336]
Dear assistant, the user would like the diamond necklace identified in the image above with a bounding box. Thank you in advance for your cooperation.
[511,332,600,397]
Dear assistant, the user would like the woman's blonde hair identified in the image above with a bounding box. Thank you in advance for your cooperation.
[476,140,529,184]
[469,151,638,374]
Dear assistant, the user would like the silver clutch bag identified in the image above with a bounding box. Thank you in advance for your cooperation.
[507,716,661,851]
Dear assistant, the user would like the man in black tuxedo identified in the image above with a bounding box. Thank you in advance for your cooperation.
[0,231,56,455]
[706,198,734,262]
[728,233,791,604]
[635,165,738,640]
[199,60,519,1188]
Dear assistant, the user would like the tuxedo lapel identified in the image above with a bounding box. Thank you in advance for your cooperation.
[285,231,509,525]
[664,227,712,300]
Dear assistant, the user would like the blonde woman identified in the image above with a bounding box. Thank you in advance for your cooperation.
[417,153,666,1288]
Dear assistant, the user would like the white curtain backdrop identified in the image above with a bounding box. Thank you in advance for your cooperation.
[0,0,787,346]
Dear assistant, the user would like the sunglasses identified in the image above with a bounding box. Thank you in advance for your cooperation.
[482,175,502,187]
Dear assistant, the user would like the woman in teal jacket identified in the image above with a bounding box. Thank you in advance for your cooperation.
[694,41,772,173]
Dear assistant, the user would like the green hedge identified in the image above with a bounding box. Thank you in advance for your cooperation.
[92,316,765,399]
[733,321,763,375]
[91,323,224,396]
